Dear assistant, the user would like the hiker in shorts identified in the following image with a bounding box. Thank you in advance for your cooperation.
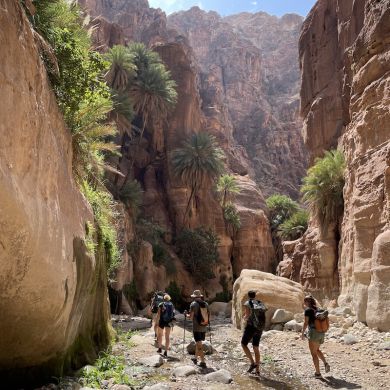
[149,291,165,340]
[241,290,266,375]
[156,294,175,357]
[185,290,209,368]
[301,295,330,378]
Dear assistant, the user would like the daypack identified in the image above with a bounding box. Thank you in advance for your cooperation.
[248,299,266,331]
[314,309,329,332]
[151,292,164,314]
[161,301,175,322]
[196,301,210,326]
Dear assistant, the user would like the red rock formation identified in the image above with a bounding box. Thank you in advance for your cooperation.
[281,0,390,330]
[168,7,308,199]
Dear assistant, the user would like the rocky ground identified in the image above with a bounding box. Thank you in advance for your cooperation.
[35,311,389,390]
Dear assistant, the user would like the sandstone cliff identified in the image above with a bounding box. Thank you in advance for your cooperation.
[0,1,110,384]
[280,0,390,331]
[168,7,308,199]
[80,0,275,307]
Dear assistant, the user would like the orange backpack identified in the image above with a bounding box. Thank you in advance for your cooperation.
[314,309,330,332]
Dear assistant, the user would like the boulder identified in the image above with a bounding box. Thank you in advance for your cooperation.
[271,309,294,324]
[209,302,232,318]
[204,369,233,384]
[232,270,305,329]
[270,324,284,331]
[377,342,390,351]
[138,355,164,368]
[284,320,303,332]
[126,317,152,330]
[172,365,197,377]
[187,340,213,355]
[343,334,358,345]
[330,307,353,317]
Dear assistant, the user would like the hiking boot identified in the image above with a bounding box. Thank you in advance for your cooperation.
[325,363,330,373]
[199,362,207,368]
[314,373,322,379]
[247,363,257,373]
[157,348,162,353]
[191,357,198,365]
[163,350,168,357]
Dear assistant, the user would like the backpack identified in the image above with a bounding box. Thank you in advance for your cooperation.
[314,309,329,332]
[248,299,266,331]
[151,292,164,314]
[161,301,175,323]
[196,301,210,326]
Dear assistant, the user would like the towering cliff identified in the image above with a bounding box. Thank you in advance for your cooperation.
[80,0,275,307]
[168,7,308,199]
[280,0,390,331]
[0,1,110,384]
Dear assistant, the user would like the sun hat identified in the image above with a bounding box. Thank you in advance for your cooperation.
[190,290,203,298]
[164,294,171,301]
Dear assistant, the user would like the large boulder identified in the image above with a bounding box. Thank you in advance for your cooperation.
[232,269,305,329]
[209,302,232,318]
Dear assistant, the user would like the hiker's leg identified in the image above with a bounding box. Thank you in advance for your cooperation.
[157,326,163,349]
[196,341,205,363]
[241,343,254,364]
[165,326,171,352]
[253,332,261,373]
[309,341,321,374]
[241,327,255,364]
[317,348,326,363]
[253,346,260,367]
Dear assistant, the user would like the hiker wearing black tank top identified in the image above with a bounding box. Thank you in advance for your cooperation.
[301,295,330,378]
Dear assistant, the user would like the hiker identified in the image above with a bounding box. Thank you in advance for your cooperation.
[149,291,165,340]
[241,290,266,375]
[185,290,210,368]
[301,295,330,378]
[156,294,175,357]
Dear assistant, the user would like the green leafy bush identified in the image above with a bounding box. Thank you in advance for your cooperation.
[216,174,241,206]
[176,228,219,282]
[223,203,241,232]
[165,281,185,310]
[278,210,309,241]
[301,150,345,234]
[119,180,143,214]
[266,194,300,229]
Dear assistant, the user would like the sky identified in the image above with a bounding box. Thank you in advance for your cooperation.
[148,0,317,17]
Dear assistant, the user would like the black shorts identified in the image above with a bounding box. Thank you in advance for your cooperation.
[241,325,262,347]
[159,320,171,329]
[193,331,206,342]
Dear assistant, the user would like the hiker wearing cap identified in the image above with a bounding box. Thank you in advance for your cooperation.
[301,295,330,378]
[185,290,210,368]
[241,290,267,375]
[156,294,175,357]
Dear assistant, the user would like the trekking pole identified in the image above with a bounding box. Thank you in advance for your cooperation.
[183,311,187,356]
[208,321,212,346]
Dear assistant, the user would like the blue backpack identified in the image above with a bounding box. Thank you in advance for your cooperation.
[161,302,175,322]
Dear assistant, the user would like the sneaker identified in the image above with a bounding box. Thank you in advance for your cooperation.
[314,373,322,379]
[325,363,330,373]
[247,363,257,373]
[157,348,162,353]
[164,350,168,357]
[191,357,198,365]
[199,362,207,368]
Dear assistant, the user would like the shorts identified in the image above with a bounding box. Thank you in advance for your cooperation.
[193,331,206,342]
[241,325,262,347]
[159,320,172,329]
[308,328,325,344]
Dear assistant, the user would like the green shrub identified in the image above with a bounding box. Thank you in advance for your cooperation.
[301,150,345,234]
[165,281,185,309]
[266,194,300,229]
[119,180,143,214]
[278,210,309,241]
[152,243,176,275]
[216,174,241,206]
[123,280,138,303]
[223,203,241,232]
[176,228,219,282]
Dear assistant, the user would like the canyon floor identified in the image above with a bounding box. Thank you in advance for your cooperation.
[38,316,390,390]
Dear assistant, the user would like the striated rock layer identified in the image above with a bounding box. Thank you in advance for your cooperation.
[281,0,390,331]
[168,7,308,199]
[81,0,275,305]
[0,1,110,384]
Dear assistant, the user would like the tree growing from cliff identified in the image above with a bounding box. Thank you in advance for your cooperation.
[301,149,346,235]
[171,132,225,224]
[176,228,219,282]
[266,194,300,229]
[278,210,309,241]
[216,174,241,207]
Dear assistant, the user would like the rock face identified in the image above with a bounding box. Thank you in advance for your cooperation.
[232,270,304,330]
[168,8,308,199]
[282,0,390,331]
[0,2,110,384]
[81,0,275,305]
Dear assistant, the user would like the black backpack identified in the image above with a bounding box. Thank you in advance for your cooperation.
[161,301,175,322]
[150,292,164,314]
[196,300,210,326]
[248,299,266,331]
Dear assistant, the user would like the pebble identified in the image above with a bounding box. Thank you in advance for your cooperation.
[204,369,233,384]
[138,355,164,367]
[172,365,197,377]
[343,334,358,345]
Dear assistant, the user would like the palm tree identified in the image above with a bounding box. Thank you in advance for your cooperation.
[171,132,225,224]
[216,174,241,207]
[301,149,345,235]
[104,45,135,92]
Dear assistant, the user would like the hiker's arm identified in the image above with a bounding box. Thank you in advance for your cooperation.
[243,306,250,320]
[301,316,309,339]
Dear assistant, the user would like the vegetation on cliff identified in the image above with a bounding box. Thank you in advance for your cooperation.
[301,149,345,235]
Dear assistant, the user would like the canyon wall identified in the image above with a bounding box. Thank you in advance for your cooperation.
[81,0,275,306]
[0,1,110,384]
[168,8,308,199]
[280,0,390,331]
